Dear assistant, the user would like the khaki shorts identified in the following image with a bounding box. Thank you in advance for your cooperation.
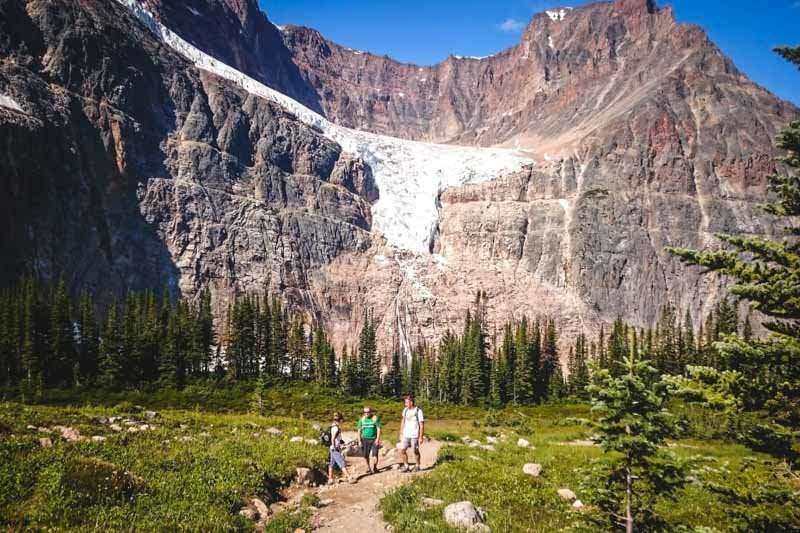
[399,437,420,450]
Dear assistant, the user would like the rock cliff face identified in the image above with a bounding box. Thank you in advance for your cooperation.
[0,0,374,311]
[0,0,796,359]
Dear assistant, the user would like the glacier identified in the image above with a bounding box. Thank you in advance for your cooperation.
[116,0,534,254]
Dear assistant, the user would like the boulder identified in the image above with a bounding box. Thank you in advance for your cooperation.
[421,497,445,508]
[54,426,83,442]
[558,488,577,502]
[522,463,542,477]
[295,467,314,486]
[443,501,488,531]
[517,438,530,448]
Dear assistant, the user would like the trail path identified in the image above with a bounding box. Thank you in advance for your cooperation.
[311,439,442,532]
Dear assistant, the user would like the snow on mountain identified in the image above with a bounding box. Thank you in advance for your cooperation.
[116,0,534,254]
[0,94,23,113]
[546,8,572,21]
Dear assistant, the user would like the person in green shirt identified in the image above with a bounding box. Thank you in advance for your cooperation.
[356,406,382,474]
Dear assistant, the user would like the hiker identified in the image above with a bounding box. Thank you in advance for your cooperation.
[398,394,425,473]
[356,406,382,474]
[327,412,355,485]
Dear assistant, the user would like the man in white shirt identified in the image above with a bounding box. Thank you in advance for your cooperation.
[398,394,425,473]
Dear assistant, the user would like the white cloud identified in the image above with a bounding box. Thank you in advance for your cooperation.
[498,18,525,33]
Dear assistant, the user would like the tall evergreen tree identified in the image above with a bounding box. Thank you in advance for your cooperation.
[669,44,800,434]
[98,303,123,390]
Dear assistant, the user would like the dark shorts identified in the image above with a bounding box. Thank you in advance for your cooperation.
[361,438,379,458]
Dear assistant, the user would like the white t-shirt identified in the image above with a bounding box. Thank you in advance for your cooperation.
[330,423,342,451]
[402,407,424,439]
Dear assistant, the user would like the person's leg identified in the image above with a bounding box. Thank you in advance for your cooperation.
[413,439,422,471]
[328,454,335,484]
[371,441,379,472]
[399,438,410,471]
[362,439,372,472]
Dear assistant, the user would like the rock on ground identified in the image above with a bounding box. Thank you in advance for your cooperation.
[558,488,577,502]
[522,463,542,477]
[443,501,488,531]
[517,438,530,448]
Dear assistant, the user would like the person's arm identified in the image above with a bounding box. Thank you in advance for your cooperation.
[399,409,405,439]
[357,418,362,445]
[418,410,425,443]
[376,417,382,445]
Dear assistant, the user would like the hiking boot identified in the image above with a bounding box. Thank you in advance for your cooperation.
[399,464,410,473]
[410,464,420,473]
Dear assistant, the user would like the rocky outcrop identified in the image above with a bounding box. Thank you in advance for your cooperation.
[0,0,796,362]
[0,0,374,309]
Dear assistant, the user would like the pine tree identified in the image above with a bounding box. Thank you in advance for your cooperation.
[568,333,590,398]
[537,319,558,401]
[287,314,308,381]
[357,310,380,396]
[385,347,403,398]
[514,318,536,403]
[75,291,99,387]
[586,354,686,532]
[98,303,123,390]
[20,278,44,399]
[48,279,75,388]
[668,44,800,436]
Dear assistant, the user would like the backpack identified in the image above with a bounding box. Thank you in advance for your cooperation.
[319,427,332,447]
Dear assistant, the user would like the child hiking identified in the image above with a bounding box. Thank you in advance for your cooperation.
[398,394,425,473]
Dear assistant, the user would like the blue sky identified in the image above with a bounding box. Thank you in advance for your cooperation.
[260,0,800,106]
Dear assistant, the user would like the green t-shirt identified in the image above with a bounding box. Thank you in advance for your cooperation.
[356,415,382,439]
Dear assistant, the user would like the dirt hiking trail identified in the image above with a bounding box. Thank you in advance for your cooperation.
[311,439,442,531]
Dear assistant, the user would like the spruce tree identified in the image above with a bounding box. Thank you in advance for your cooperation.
[48,279,75,388]
[75,291,99,387]
[586,354,686,532]
[98,303,123,390]
[668,44,800,439]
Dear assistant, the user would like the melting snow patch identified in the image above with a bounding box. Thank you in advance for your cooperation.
[0,94,23,113]
[117,0,533,254]
[548,36,555,49]
[187,6,201,16]
[546,8,572,22]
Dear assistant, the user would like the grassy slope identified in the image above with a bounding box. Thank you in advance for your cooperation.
[381,404,796,532]
[2,386,797,531]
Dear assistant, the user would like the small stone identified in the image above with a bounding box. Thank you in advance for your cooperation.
[199,432,211,438]
[290,436,304,443]
[558,488,577,502]
[469,455,483,461]
[179,424,189,430]
[443,501,487,530]
[251,497,270,518]
[38,437,53,448]
[304,438,317,446]
[144,411,158,420]
[421,497,445,508]
[572,499,585,509]
[485,436,498,444]
[480,444,495,452]
[523,463,542,477]
[517,438,530,448]
[239,507,257,521]
[110,424,123,432]
[37,427,50,433]
[26,425,36,430]
[128,427,139,433]
[318,498,334,507]
[266,427,283,436]
[54,426,83,442]
[468,441,480,448]
[91,436,107,443]
[180,436,194,442]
